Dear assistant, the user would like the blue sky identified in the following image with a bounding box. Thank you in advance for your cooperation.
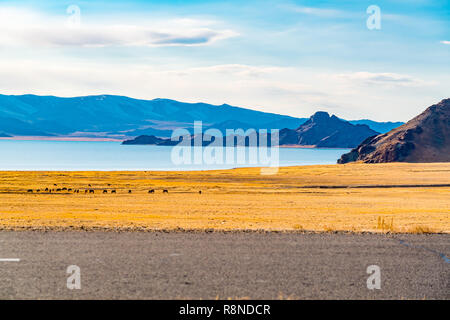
[0,0,449,121]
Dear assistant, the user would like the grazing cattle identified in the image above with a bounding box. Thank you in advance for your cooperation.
[27,189,33,193]
[111,190,116,194]
[56,189,61,192]
[128,190,132,194]
[45,188,49,192]
[199,190,202,194]
[148,189,155,194]
[89,190,94,194]
[62,187,67,191]
[36,189,40,192]
[163,189,168,194]
[103,190,108,194]
[85,190,88,193]
[88,184,92,187]
[68,188,72,192]
[54,184,57,186]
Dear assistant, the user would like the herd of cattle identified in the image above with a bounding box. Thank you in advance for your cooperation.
[25,186,202,194]
[27,185,202,194]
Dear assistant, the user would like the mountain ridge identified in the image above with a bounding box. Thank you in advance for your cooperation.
[0,94,305,138]
[279,111,379,148]
[0,94,402,138]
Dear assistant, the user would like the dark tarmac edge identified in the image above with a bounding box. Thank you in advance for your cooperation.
[0,226,448,235]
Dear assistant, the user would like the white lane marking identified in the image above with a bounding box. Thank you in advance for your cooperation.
[0,258,20,262]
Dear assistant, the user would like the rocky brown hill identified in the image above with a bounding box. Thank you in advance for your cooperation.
[338,98,450,163]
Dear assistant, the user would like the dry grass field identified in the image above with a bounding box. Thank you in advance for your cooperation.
[0,162,449,233]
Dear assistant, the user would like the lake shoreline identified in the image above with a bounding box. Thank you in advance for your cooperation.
[0,136,350,150]
[0,140,350,170]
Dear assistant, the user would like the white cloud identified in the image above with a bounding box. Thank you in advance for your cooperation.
[1,56,445,122]
[289,5,345,17]
[441,41,450,45]
[13,25,237,47]
[167,64,288,78]
[293,6,342,17]
[0,7,238,47]
[332,72,434,87]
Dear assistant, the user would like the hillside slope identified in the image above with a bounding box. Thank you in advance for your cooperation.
[338,98,450,163]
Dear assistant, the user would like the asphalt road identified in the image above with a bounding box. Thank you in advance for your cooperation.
[0,231,448,299]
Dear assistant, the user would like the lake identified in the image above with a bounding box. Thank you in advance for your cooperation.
[0,140,350,171]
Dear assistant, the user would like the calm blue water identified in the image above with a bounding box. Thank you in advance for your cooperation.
[0,140,349,170]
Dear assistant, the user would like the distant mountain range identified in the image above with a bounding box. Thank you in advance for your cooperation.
[345,119,404,135]
[339,98,450,163]
[123,111,379,148]
[0,94,403,139]
[0,94,304,138]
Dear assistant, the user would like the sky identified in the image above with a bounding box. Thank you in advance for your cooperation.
[0,0,449,121]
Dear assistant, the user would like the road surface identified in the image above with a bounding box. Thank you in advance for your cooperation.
[0,231,448,299]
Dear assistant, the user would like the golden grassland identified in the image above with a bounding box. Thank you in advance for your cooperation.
[0,162,449,233]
